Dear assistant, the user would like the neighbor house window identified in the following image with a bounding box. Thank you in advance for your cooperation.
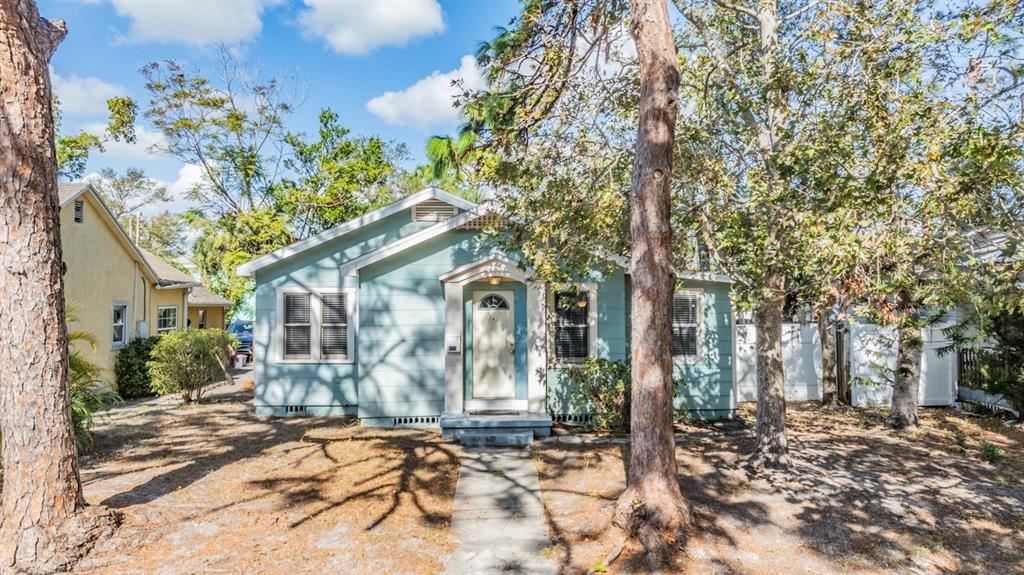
[279,289,355,362]
[157,306,178,333]
[672,291,701,360]
[112,303,128,348]
[73,199,84,223]
[554,291,591,363]
[198,309,207,329]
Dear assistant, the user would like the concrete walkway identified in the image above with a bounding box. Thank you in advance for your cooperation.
[442,448,558,575]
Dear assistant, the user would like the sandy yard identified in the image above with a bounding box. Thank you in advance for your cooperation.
[533,403,1024,575]
[73,382,462,575]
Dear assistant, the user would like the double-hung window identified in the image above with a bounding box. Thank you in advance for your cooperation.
[112,303,128,348]
[157,306,178,333]
[672,291,702,360]
[553,289,594,364]
[279,289,354,362]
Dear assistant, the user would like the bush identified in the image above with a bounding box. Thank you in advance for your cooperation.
[148,329,236,403]
[115,336,161,399]
[67,305,120,452]
[561,358,632,431]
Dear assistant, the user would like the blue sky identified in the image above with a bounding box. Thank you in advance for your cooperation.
[41,0,520,213]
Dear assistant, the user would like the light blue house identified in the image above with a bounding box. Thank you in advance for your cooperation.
[237,189,735,438]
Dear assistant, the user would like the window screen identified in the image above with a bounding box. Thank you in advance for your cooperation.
[157,306,177,333]
[554,292,589,361]
[112,304,127,346]
[672,293,700,358]
[321,293,348,359]
[284,293,311,358]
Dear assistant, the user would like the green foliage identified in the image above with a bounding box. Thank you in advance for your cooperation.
[54,95,137,180]
[981,441,1005,464]
[275,108,406,239]
[560,358,632,431]
[147,329,236,403]
[67,306,120,452]
[114,336,161,400]
[961,311,1024,414]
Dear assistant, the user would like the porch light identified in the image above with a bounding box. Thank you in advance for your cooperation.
[576,297,588,308]
[488,277,501,285]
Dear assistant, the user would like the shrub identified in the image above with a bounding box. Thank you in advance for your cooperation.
[981,441,1004,464]
[67,306,120,452]
[561,358,632,431]
[148,329,236,403]
[115,335,161,399]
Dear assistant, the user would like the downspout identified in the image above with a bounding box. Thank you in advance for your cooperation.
[132,261,138,340]
[184,287,191,331]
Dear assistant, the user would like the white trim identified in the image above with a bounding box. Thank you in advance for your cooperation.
[548,282,599,368]
[678,271,732,284]
[440,255,548,415]
[274,286,357,364]
[671,288,704,363]
[156,305,179,333]
[339,203,494,275]
[236,188,477,277]
[465,399,529,412]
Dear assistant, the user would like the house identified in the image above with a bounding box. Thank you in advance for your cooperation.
[59,182,232,379]
[238,188,735,437]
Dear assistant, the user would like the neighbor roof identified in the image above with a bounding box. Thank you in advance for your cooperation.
[140,248,198,287]
[58,182,160,284]
[236,187,477,277]
[188,285,231,307]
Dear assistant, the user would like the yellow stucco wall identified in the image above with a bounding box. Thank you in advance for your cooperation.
[150,287,187,336]
[61,193,150,381]
[188,306,226,330]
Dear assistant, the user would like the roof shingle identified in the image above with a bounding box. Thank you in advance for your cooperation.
[188,285,231,307]
[140,248,196,286]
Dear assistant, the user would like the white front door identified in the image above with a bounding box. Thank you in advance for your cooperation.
[472,290,515,399]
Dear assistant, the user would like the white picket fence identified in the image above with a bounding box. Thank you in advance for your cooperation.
[735,322,957,407]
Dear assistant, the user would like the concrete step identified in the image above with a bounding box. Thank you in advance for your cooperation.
[458,430,534,447]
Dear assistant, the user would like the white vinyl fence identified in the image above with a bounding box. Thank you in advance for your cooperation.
[736,322,957,407]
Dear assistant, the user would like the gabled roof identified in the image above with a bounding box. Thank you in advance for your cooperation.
[188,285,231,307]
[236,187,477,277]
[59,182,160,284]
[140,248,199,288]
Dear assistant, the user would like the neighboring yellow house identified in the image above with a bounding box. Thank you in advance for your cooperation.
[58,182,232,381]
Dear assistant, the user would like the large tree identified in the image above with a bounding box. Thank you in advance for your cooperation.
[0,2,119,572]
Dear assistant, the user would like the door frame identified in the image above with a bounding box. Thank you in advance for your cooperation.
[470,289,516,401]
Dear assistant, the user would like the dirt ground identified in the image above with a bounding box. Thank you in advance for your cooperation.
[533,403,1024,575]
[74,381,462,575]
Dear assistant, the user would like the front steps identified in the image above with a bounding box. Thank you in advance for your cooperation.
[441,412,552,447]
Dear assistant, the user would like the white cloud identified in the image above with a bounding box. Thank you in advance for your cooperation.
[160,163,206,215]
[110,0,276,45]
[83,123,167,162]
[51,69,126,117]
[366,55,483,130]
[298,0,444,55]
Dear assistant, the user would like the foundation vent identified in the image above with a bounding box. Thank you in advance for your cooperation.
[393,416,440,427]
[285,405,307,415]
[552,413,594,425]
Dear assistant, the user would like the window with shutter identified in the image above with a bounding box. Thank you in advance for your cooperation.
[321,293,348,359]
[554,291,590,362]
[284,293,311,358]
[672,292,701,359]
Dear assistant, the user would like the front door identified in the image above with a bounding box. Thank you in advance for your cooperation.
[472,290,515,399]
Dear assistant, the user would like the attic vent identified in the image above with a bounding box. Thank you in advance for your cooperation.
[393,416,439,427]
[412,200,457,222]
[285,405,307,415]
[73,199,84,223]
[457,211,504,230]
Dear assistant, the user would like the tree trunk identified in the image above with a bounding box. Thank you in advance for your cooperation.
[889,320,922,430]
[0,3,119,572]
[818,309,838,405]
[748,272,791,469]
[613,0,690,565]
